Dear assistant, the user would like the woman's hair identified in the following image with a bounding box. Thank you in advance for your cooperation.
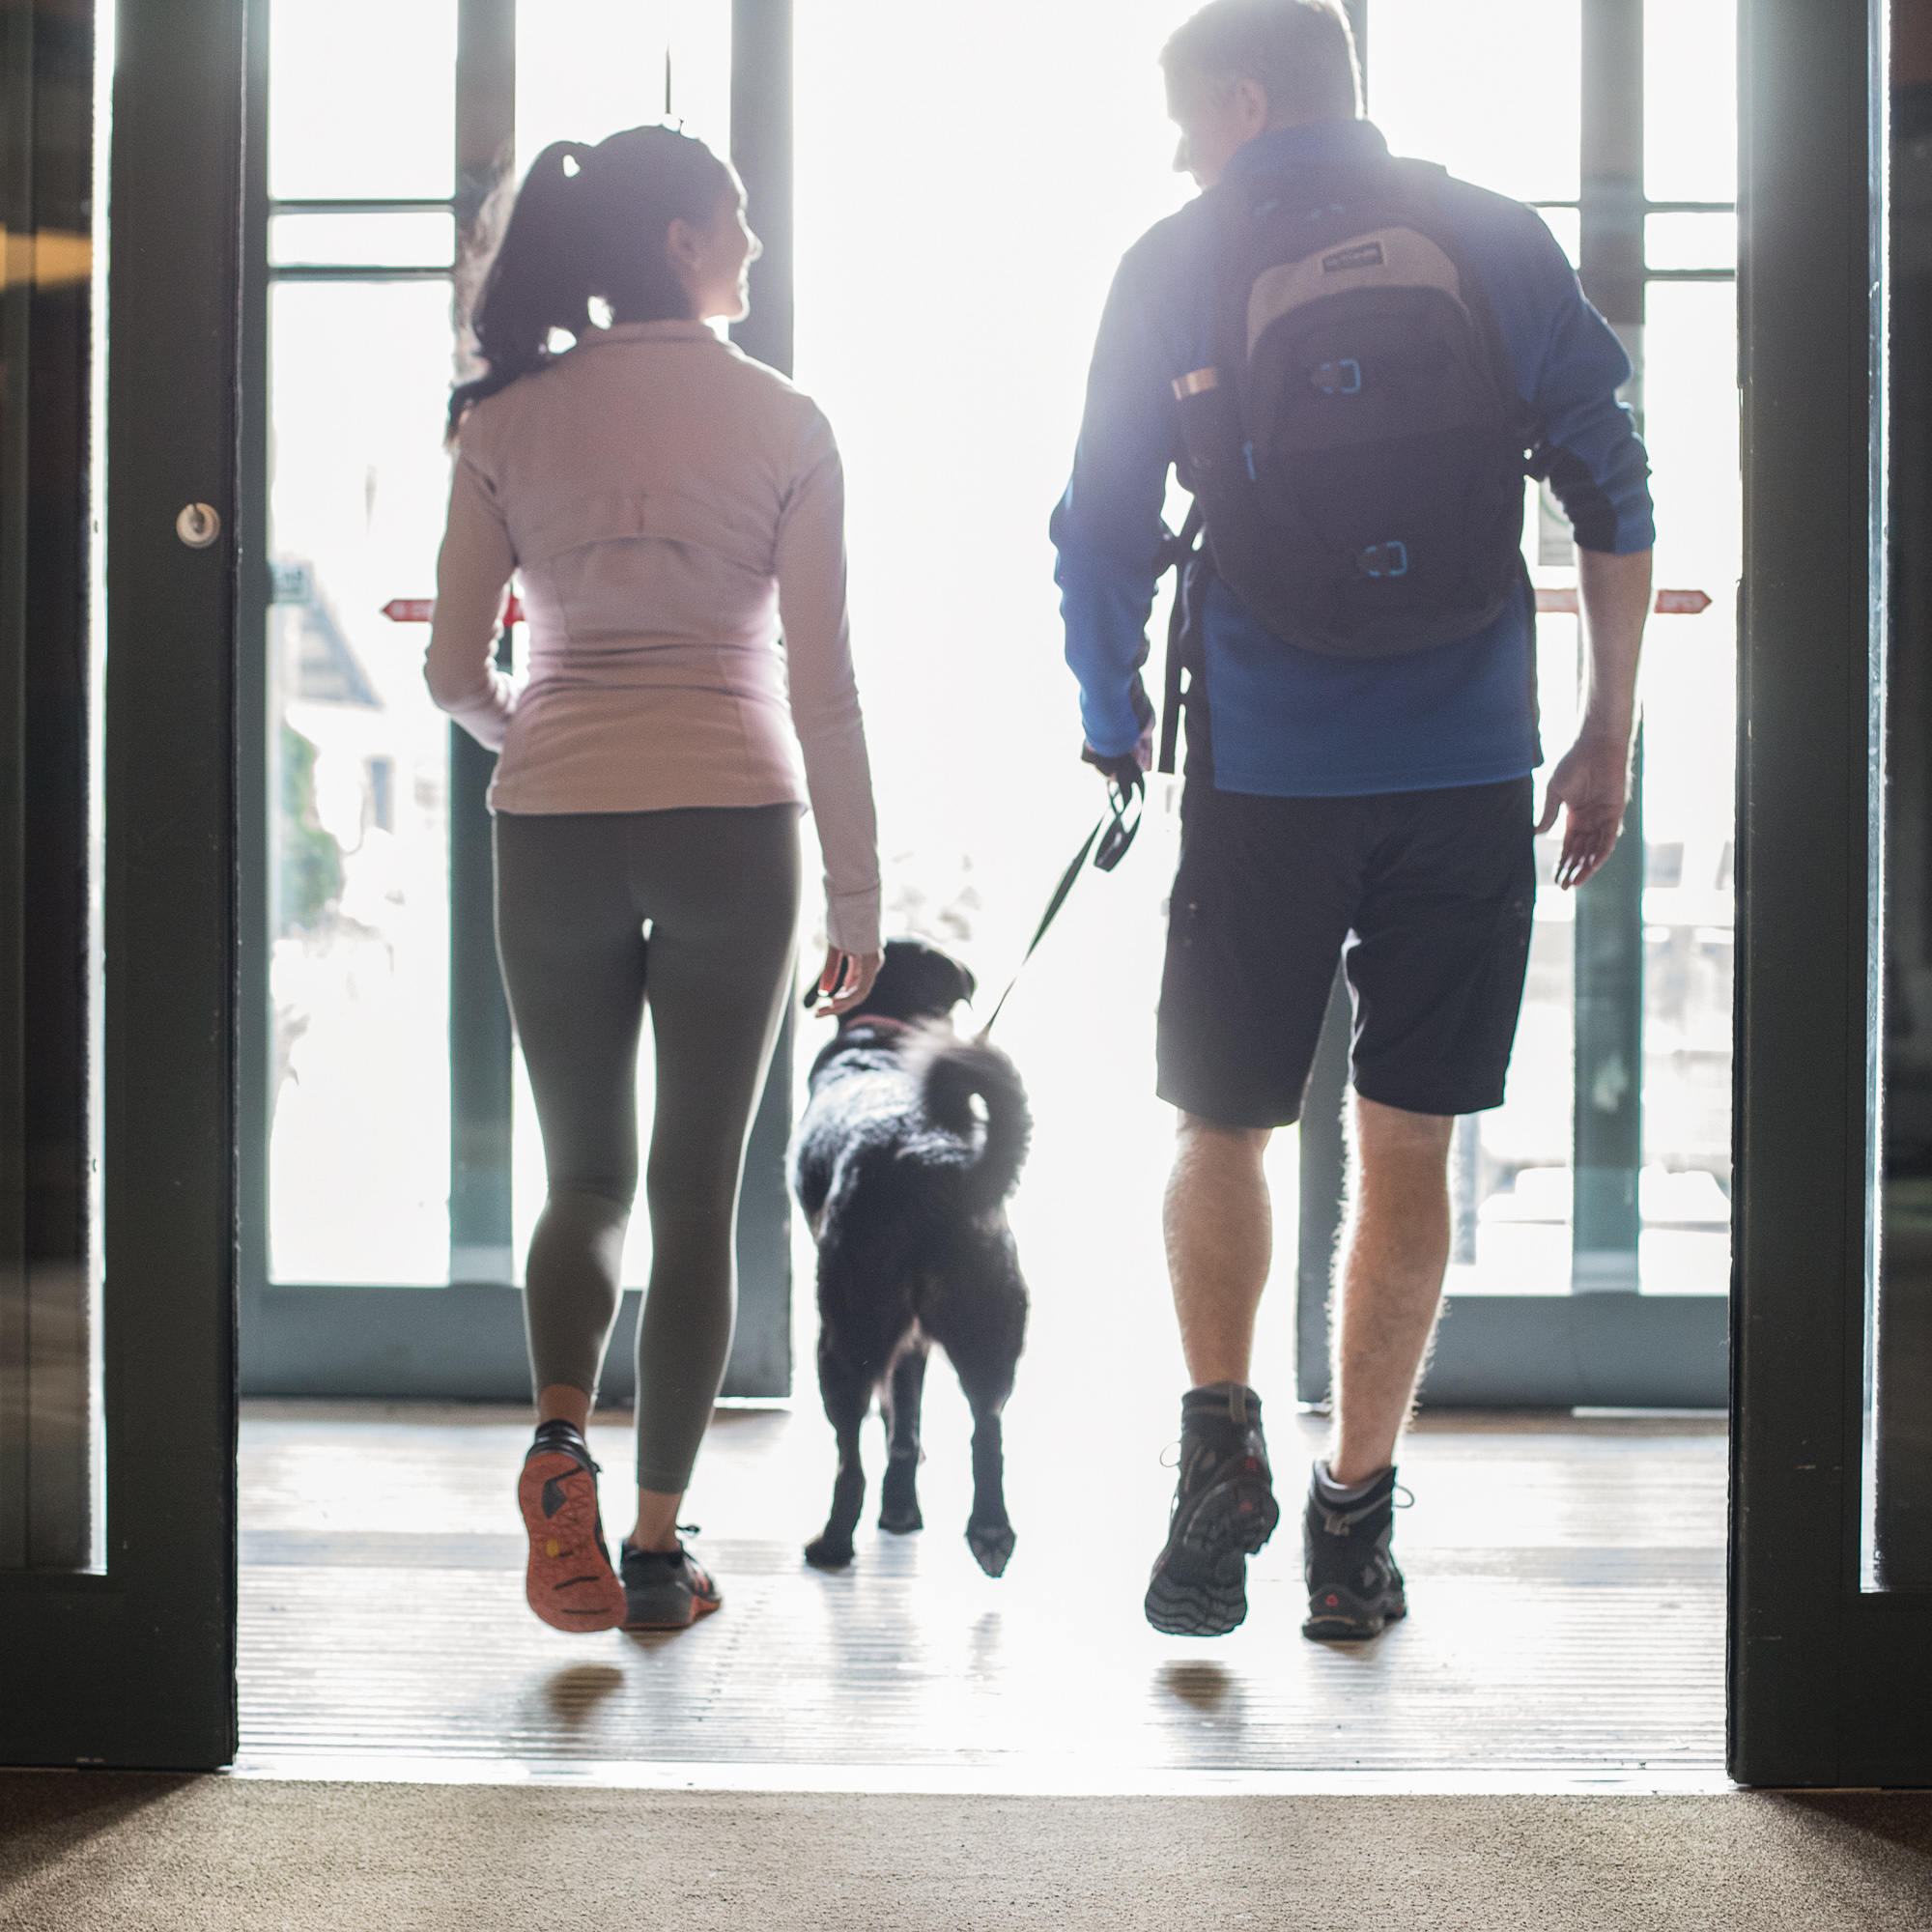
[1160,0,1361,126]
[446,124,737,443]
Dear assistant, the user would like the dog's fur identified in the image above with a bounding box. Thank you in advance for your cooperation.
[790,939,1031,1577]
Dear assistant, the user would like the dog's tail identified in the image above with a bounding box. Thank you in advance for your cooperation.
[918,1037,1032,1214]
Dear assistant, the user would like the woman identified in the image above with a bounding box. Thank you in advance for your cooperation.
[427,126,881,1634]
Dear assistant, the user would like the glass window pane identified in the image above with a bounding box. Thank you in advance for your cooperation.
[269,0,456,202]
[797,0,1189,867]
[1636,282,1739,1296]
[1370,0,1580,205]
[1646,211,1736,272]
[267,280,456,1286]
[1541,205,1582,270]
[1645,0,1737,204]
[666,0,732,161]
[270,213,456,270]
[515,3,730,181]
[1449,600,1581,1297]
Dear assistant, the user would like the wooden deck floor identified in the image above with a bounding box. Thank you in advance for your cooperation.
[238,1397,1727,1788]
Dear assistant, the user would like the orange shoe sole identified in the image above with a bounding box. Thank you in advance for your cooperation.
[517,1450,628,1634]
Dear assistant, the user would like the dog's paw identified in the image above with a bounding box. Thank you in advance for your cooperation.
[804,1533,855,1571]
[878,1502,923,1535]
[966,1520,1015,1577]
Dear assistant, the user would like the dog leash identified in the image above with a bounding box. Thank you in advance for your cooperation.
[977,776,1144,1038]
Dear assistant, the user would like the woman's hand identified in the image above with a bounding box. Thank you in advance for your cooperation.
[809,946,883,1018]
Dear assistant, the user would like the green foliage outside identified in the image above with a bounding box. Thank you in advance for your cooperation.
[279,723,342,935]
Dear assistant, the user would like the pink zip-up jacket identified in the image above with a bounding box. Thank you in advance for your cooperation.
[426,318,881,954]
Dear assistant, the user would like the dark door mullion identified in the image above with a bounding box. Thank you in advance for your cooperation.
[1572,0,1646,1295]
[446,0,516,1288]
[0,0,35,1568]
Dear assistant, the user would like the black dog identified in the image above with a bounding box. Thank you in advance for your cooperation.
[791,938,1031,1577]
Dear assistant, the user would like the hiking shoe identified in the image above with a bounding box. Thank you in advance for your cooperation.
[1144,1385,1280,1637]
[1301,1463,1407,1641]
[621,1531,723,1630]
[517,1419,627,1634]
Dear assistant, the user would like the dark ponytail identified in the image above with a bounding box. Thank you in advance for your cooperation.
[446,125,736,445]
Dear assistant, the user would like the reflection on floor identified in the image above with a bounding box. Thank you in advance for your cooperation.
[239,1400,1726,1786]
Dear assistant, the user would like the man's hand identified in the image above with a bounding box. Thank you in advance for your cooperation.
[1536,732,1633,889]
[807,946,883,1018]
[1082,721,1155,791]
[1539,545,1652,890]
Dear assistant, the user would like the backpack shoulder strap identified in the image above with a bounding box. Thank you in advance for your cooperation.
[1384,156,1546,457]
[1156,502,1207,779]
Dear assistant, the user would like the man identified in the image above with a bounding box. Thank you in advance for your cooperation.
[1053,0,1653,1640]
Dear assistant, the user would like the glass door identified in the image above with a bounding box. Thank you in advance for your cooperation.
[239,0,796,1400]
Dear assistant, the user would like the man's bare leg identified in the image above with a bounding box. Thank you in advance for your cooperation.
[1164,1111,1272,1384]
[1146,1109,1279,1636]
[1327,1094,1455,1485]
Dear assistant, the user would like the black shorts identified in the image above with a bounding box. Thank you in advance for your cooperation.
[1156,777,1537,1129]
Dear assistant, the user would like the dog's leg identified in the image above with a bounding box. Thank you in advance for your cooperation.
[945,1331,1019,1579]
[879,1341,928,1534]
[962,1402,1016,1578]
[923,1239,1025,1578]
[805,1345,871,1570]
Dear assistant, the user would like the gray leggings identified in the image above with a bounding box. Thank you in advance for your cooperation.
[494,805,800,1493]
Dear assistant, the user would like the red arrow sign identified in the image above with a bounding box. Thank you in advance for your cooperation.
[1654,588,1713,614]
[383,594,525,625]
[1533,587,1712,616]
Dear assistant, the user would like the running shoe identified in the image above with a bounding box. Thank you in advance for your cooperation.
[621,1531,723,1630]
[516,1419,627,1634]
[1144,1396,1280,1637]
[1301,1463,1407,1641]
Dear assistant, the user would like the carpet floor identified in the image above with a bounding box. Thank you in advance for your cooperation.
[3,1776,1929,1930]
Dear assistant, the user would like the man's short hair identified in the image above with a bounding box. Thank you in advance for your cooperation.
[1161,0,1362,126]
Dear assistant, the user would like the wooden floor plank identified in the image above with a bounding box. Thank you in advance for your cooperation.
[239,1404,1725,1776]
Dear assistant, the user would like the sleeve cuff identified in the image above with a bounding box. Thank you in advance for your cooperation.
[825,890,881,958]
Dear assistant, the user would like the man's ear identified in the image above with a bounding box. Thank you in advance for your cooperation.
[1229,72,1273,138]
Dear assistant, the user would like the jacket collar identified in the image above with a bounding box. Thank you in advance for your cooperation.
[1224,117,1391,182]
[574,319,724,349]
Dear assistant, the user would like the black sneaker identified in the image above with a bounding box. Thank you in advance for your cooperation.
[1144,1386,1280,1637]
[1301,1464,1407,1641]
[620,1530,723,1631]
[516,1419,627,1634]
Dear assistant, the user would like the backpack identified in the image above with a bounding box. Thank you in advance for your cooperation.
[1170,156,1545,660]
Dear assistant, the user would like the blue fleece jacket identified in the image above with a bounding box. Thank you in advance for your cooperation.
[1053,118,1655,797]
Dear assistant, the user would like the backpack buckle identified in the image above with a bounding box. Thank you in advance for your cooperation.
[1357,540,1408,579]
[1312,358,1362,395]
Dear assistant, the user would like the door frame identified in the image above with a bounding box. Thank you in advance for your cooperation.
[0,0,243,1769]
[1726,0,1932,1788]
[8,0,1925,1783]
